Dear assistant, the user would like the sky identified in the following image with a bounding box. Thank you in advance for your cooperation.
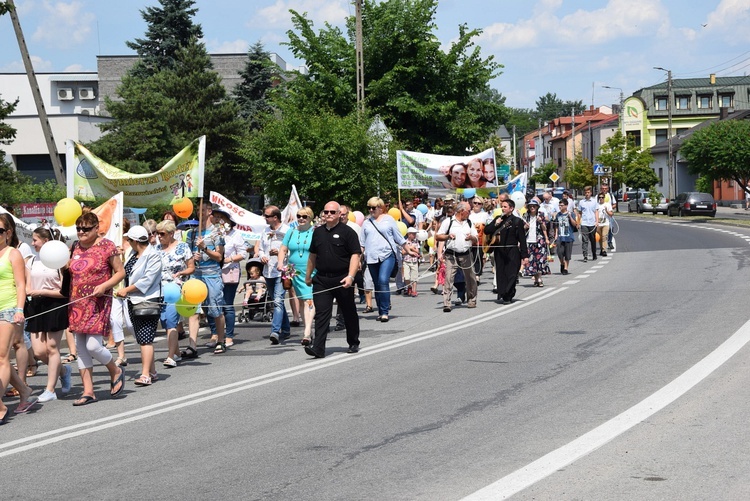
[0,0,749,110]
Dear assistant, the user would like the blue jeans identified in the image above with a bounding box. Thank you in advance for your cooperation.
[369,254,395,316]
[208,281,239,338]
[265,276,290,335]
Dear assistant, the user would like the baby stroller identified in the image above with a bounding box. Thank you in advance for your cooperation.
[236,259,272,323]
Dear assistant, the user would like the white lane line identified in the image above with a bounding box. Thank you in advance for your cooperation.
[462,315,750,501]
[563,280,580,285]
[591,266,604,269]
[584,270,597,274]
[0,288,567,457]
[574,275,590,279]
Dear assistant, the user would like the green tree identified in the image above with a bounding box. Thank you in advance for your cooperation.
[284,0,506,154]
[91,39,247,198]
[233,41,276,130]
[241,104,397,209]
[564,151,597,189]
[596,129,654,188]
[0,93,18,155]
[126,0,203,77]
[681,119,750,194]
[530,161,556,186]
[535,92,585,123]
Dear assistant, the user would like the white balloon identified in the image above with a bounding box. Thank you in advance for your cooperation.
[416,230,428,242]
[39,240,70,269]
[510,191,526,208]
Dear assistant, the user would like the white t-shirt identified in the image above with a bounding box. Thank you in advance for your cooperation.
[597,202,613,225]
[437,217,477,254]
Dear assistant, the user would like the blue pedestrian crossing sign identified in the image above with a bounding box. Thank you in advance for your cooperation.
[593,163,604,175]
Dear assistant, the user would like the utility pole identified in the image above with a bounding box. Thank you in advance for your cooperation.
[354,0,365,116]
[571,108,576,167]
[536,118,542,176]
[511,124,517,174]
[602,85,625,191]
[7,0,65,185]
[654,67,674,199]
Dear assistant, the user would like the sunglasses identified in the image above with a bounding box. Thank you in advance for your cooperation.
[296,214,309,219]
[157,231,168,236]
[472,202,483,205]
[149,232,158,236]
[263,214,275,218]
[367,206,378,210]
[76,226,96,233]
[322,210,338,215]
[0,228,6,234]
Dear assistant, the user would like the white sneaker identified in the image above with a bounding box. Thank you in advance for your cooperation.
[38,389,57,402]
[163,357,178,368]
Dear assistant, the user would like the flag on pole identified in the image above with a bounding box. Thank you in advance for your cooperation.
[91,192,124,247]
[280,185,303,226]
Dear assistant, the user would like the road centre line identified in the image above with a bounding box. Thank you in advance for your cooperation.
[573,274,590,279]
[0,288,566,458]
[462,297,750,499]
[563,280,580,285]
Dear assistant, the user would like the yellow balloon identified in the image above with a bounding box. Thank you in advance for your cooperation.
[492,208,503,218]
[347,211,356,223]
[388,207,401,221]
[54,198,82,227]
[182,278,208,304]
[396,221,407,236]
[427,236,435,248]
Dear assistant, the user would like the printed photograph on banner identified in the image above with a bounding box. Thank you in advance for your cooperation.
[396,148,498,197]
[209,191,265,243]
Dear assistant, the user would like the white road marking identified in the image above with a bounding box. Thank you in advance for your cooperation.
[584,270,597,274]
[563,280,579,285]
[591,266,604,269]
[0,288,567,457]
[574,275,590,279]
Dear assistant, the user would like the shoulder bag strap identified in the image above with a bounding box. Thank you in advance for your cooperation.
[369,219,398,256]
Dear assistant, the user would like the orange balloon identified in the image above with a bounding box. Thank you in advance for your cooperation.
[595,232,600,242]
[182,279,208,304]
[173,198,193,218]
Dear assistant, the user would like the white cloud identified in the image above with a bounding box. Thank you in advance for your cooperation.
[31,1,95,48]
[479,0,667,50]
[704,0,750,42]
[252,0,349,29]
[207,39,249,54]
[0,56,53,73]
[63,63,84,72]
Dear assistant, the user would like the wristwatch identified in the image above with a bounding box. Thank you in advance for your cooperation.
[346,275,355,281]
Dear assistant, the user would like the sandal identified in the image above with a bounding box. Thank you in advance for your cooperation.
[4,388,19,398]
[213,342,227,354]
[110,368,125,397]
[114,357,128,367]
[72,395,97,407]
[363,306,373,313]
[14,396,39,414]
[62,353,78,364]
[26,364,38,378]
[301,337,311,346]
[180,346,198,359]
[134,374,152,386]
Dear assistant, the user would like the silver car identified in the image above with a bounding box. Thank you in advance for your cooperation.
[627,190,668,214]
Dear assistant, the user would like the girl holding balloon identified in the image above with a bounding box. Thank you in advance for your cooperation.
[155,219,195,367]
[25,227,73,402]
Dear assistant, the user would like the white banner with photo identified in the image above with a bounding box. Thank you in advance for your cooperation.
[396,148,499,197]
[209,191,265,242]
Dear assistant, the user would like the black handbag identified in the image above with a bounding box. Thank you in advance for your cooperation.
[131,298,162,318]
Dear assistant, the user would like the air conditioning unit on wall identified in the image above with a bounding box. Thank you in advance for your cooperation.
[57,88,74,101]
[79,87,96,100]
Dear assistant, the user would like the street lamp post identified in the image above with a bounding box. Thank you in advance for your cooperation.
[602,85,624,193]
[654,67,674,200]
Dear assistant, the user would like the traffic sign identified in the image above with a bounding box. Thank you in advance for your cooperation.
[549,172,559,183]
[593,163,604,176]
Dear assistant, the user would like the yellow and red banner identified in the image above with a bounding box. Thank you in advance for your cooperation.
[66,136,205,206]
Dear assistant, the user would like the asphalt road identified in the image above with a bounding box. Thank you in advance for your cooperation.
[3,215,750,500]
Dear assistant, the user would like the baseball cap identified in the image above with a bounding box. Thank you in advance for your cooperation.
[125,225,149,242]
[526,199,540,206]
[406,227,418,234]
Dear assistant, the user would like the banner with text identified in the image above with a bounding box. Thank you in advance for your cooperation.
[396,148,498,197]
[66,136,205,206]
[209,191,266,242]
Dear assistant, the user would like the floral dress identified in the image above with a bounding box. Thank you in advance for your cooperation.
[68,239,118,336]
[523,214,551,276]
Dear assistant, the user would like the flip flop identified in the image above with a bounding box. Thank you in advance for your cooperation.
[14,396,39,414]
[110,368,125,398]
[72,395,98,407]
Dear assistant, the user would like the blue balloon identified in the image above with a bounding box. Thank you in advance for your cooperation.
[163,282,182,304]
[463,188,476,199]
[416,203,428,215]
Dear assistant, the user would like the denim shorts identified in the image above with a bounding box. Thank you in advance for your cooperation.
[160,303,181,329]
[0,308,16,324]
[201,275,226,318]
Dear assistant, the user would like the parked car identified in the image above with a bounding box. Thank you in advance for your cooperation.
[667,192,717,217]
[627,190,669,214]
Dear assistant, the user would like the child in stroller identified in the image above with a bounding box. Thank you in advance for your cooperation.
[237,260,271,322]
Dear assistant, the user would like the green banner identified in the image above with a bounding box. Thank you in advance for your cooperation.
[66,136,205,205]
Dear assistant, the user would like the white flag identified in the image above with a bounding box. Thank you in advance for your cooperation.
[280,185,302,226]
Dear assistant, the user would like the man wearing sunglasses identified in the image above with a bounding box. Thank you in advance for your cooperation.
[304,202,361,358]
[254,205,291,344]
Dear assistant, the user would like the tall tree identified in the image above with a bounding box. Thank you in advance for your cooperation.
[0,93,18,157]
[91,39,247,198]
[535,92,585,123]
[596,129,654,188]
[126,0,203,77]
[564,151,597,189]
[681,119,750,194]
[233,41,276,130]
[284,0,506,154]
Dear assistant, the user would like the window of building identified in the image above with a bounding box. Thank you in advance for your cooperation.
[698,95,712,109]
[655,129,668,144]
[658,168,663,186]
[627,131,641,148]
[655,96,668,110]
[676,96,690,110]
[719,94,733,108]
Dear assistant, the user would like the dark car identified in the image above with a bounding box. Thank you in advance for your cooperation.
[667,192,716,217]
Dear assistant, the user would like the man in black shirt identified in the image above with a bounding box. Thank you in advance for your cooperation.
[304,201,362,358]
